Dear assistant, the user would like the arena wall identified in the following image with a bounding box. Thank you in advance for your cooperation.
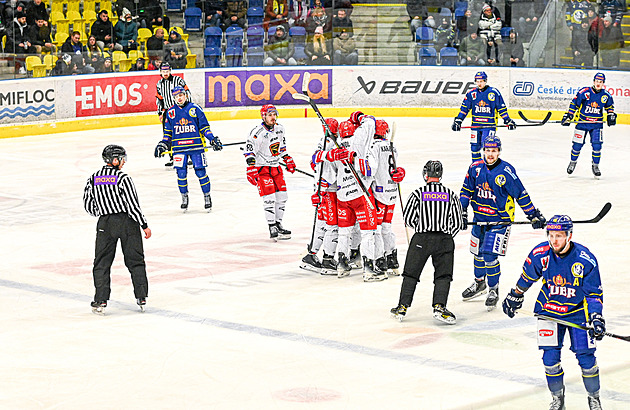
[1,66,628,138]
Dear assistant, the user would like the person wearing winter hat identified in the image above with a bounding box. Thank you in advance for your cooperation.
[114,7,138,52]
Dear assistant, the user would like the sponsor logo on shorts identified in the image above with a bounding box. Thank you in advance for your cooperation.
[539,329,554,337]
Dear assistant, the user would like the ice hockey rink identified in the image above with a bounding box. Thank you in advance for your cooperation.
[1,116,629,409]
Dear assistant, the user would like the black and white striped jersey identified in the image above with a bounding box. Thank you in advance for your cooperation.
[83,166,148,229]
[403,181,463,237]
[155,75,190,115]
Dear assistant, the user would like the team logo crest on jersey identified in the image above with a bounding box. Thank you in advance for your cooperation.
[269,142,280,156]
[602,95,608,103]
[552,275,567,287]
[571,263,584,278]
[488,92,495,101]
[178,118,189,126]
[168,109,175,119]
[495,174,506,187]
[590,102,599,108]
[189,107,197,117]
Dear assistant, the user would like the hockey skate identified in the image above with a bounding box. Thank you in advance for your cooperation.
[137,297,146,312]
[485,286,499,311]
[390,304,408,322]
[91,300,107,315]
[180,193,189,211]
[386,249,400,276]
[362,256,387,282]
[592,163,601,178]
[299,253,322,273]
[204,193,212,210]
[269,224,279,241]
[433,304,456,325]
[567,161,577,175]
[587,394,602,410]
[337,253,352,278]
[462,278,487,301]
[375,257,388,273]
[320,255,338,276]
[349,248,362,269]
[549,389,565,410]
[275,222,291,240]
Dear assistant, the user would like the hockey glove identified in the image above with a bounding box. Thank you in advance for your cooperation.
[561,112,572,126]
[326,148,354,162]
[391,167,406,183]
[607,112,617,127]
[309,160,316,172]
[527,209,546,229]
[209,135,223,151]
[246,166,259,186]
[452,117,462,132]
[311,192,326,207]
[505,119,517,130]
[349,111,364,126]
[461,210,468,231]
[154,141,169,158]
[589,312,606,340]
[502,289,524,318]
[283,155,296,173]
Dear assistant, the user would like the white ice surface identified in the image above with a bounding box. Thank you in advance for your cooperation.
[1,117,629,409]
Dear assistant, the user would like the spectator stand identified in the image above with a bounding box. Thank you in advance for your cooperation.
[289,25,307,64]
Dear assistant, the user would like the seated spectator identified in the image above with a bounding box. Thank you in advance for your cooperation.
[264,0,288,31]
[163,29,188,69]
[91,10,122,51]
[61,31,84,55]
[324,0,353,17]
[600,0,623,27]
[52,53,74,76]
[85,35,105,71]
[478,4,502,43]
[592,15,624,68]
[203,0,226,29]
[423,15,436,30]
[264,24,296,66]
[332,8,352,38]
[485,36,501,66]
[147,27,166,62]
[306,6,331,37]
[406,0,428,36]
[459,31,486,66]
[457,9,476,43]
[71,53,95,74]
[223,0,247,29]
[571,20,594,66]
[289,0,309,28]
[115,8,139,52]
[149,58,162,70]
[130,57,147,71]
[333,28,357,65]
[305,26,331,65]
[27,17,55,54]
[565,0,591,31]
[516,6,539,42]
[435,17,455,51]
[98,56,114,73]
[6,11,35,55]
[25,0,48,26]
[503,28,524,67]
[138,0,170,31]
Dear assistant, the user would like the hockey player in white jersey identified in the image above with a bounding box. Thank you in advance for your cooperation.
[243,104,296,240]
[371,120,406,275]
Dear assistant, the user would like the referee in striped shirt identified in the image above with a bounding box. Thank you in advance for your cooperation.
[390,160,463,324]
[83,145,151,314]
[156,62,191,166]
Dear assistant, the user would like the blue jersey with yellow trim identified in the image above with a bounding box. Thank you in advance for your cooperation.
[163,102,212,153]
[460,159,536,222]
[567,86,614,130]
[456,86,510,128]
[516,241,603,323]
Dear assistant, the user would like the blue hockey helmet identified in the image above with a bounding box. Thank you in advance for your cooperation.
[171,86,186,97]
[546,215,573,235]
[474,71,488,81]
[593,72,606,83]
[483,136,501,151]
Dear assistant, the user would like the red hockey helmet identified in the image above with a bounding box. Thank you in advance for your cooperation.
[323,118,339,135]
[339,120,356,138]
[375,119,389,138]
[261,104,278,117]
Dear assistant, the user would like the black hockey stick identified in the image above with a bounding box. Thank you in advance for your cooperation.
[388,121,410,245]
[237,147,314,177]
[461,111,551,129]
[518,111,604,125]
[518,311,630,342]
[292,72,375,210]
[469,202,611,226]
[222,141,246,147]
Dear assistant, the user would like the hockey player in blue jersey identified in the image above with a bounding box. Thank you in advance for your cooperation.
[451,71,516,162]
[154,86,223,210]
[563,72,616,177]
[502,215,605,410]
[460,136,545,310]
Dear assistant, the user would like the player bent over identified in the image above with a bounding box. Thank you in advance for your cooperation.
[502,216,605,410]
[244,104,296,241]
[451,71,516,162]
[562,72,616,177]
[154,86,223,211]
[460,136,545,310]
[301,118,340,274]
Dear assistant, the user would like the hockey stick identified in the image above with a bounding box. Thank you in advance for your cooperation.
[518,311,630,342]
[292,72,374,210]
[460,111,551,129]
[162,140,242,156]
[237,147,314,177]
[518,111,604,125]
[222,141,246,147]
[388,121,410,245]
[469,202,611,226]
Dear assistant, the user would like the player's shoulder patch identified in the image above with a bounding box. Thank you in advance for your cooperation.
[188,106,197,117]
[167,108,176,119]
[578,86,590,94]
[488,92,496,101]
[494,174,506,186]
[532,243,550,257]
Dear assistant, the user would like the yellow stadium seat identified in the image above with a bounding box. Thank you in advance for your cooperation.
[67,0,81,13]
[26,56,47,77]
[128,49,144,61]
[51,11,70,34]
[50,1,64,14]
[54,32,69,48]
[138,28,152,43]
[67,10,86,33]
[43,54,58,71]
[84,0,97,13]
[186,53,196,69]
[112,50,132,72]
[84,10,98,31]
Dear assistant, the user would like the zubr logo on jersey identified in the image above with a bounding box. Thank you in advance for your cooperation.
[513,81,534,96]
[205,70,332,108]
[75,74,161,117]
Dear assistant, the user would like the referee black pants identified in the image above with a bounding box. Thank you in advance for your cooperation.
[92,213,148,302]
[398,232,455,308]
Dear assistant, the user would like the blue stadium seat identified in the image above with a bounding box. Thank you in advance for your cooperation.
[225,46,243,67]
[247,26,264,48]
[454,8,466,19]
[267,26,277,41]
[247,46,264,66]
[184,7,203,32]
[204,46,222,67]
[419,46,437,65]
[247,7,264,27]
[440,47,458,66]
[204,26,223,49]
[439,8,452,18]
[416,27,434,45]
[226,26,244,49]
[248,0,264,7]
[289,26,307,62]
[166,0,183,12]
[500,27,512,40]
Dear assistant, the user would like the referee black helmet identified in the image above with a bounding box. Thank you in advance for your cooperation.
[423,160,443,182]
[102,144,127,164]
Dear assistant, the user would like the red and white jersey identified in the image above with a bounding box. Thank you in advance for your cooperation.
[336,134,378,202]
[371,138,398,206]
[312,134,338,193]
[244,122,288,167]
